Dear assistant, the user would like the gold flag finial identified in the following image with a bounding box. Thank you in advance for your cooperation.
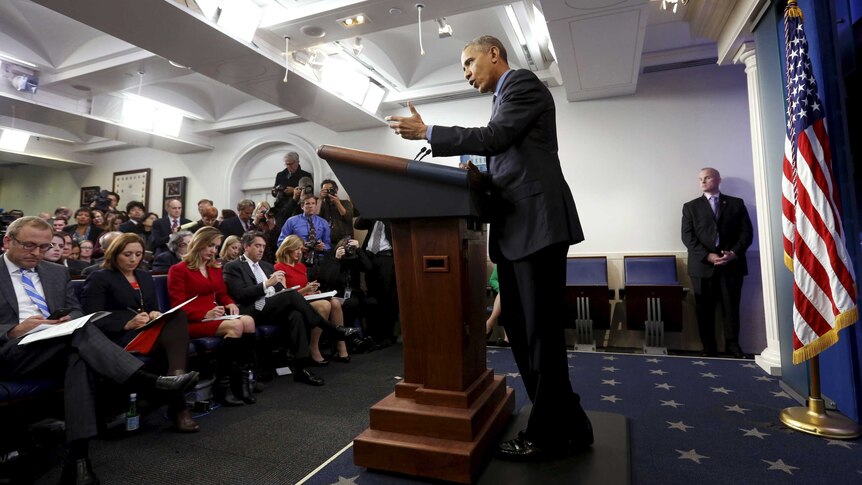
[785,0,803,20]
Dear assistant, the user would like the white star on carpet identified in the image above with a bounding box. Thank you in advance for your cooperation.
[567,353,576,359]
[825,439,856,449]
[676,449,708,464]
[711,387,733,394]
[601,395,622,403]
[487,349,499,354]
[700,372,720,378]
[331,476,360,485]
[771,390,792,399]
[661,400,684,408]
[754,375,774,382]
[655,383,675,390]
[601,379,621,386]
[603,356,619,361]
[740,427,770,439]
[650,369,668,375]
[646,358,662,363]
[667,421,693,432]
[505,372,520,379]
[762,458,799,475]
[725,404,750,414]
[740,362,758,368]
[691,360,708,366]
[602,366,620,372]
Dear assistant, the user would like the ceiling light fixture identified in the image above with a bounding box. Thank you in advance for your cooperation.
[337,13,368,28]
[352,37,364,56]
[659,0,689,14]
[0,52,37,69]
[416,4,426,56]
[0,128,31,152]
[436,18,453,38]
[505,5,528,47]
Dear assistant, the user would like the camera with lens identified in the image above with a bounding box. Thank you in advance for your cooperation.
[304,237,318,250]
[302,185,314,196]
[271,185,286,198]
[89,190,111,212]
[341,238,357,259]
[323,187,338,196]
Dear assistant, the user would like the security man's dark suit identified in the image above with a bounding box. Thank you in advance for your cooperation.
[681,193,753,354]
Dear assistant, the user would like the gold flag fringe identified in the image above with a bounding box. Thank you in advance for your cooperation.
[784,252,794,272]
[785,0,803,20]
[793,306,859,364]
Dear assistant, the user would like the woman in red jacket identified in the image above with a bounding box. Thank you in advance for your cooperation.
[168,226,257,406]
[275,235,350,365]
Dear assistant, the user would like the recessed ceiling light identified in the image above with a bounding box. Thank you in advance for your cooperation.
[337,14,369,28]
[389,8,402,15]
[300,25,326,38]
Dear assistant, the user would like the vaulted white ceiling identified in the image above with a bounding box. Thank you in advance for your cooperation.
[0,0,749,167]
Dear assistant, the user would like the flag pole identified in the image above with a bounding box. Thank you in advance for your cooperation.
[779,355,861,438]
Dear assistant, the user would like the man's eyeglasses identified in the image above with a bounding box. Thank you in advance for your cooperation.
[12,238,54,252]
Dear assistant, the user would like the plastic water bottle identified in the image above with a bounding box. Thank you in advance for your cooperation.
[247,369,255,395]
[125,393,139,432]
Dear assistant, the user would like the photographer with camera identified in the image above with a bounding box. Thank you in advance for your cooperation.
[315,237,377,351]
[274,151,313,190]
[318,179,357,244]
[272,176,314,229]
[277,196,330,268]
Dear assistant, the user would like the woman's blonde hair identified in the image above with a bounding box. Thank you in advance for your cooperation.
[219,235,241,261]
[184,226,222,269]
[275,235,304,264]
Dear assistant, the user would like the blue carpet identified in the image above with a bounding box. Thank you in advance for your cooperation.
[300,349,862,485]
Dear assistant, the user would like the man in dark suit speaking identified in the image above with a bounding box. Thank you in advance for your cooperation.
[681,167,753,358]
[386,35,591,461]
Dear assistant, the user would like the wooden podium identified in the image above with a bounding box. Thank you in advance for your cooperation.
[318,145,515,484]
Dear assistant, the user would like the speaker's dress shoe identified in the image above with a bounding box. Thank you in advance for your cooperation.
[155,371,199,392]
[496,429,592,462]
[726,344,744,359]
[60,458,99,485]
[293,368,325,386]
[700,349,718,358]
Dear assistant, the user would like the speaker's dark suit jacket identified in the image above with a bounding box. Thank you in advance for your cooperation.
[429,69,583,262]
[150,216,191,255]
[681,193,753,278]
[80,268,159,344]
[0,256,142,442]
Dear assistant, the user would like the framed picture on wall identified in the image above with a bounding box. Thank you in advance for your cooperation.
[163,176,186,209]
[80,186,100,207]
[112,169,151,208]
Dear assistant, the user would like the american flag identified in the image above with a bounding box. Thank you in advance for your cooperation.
[780,1,857,364]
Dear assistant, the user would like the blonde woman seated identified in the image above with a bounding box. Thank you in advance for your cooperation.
[275,235,351,365]
[219,235,242,264]
[167,227,257,406]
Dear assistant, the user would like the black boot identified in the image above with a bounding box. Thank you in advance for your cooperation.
[238,367,257,404]
[213,338,244,407]
[212,374,244,407]
[60,458,99,485]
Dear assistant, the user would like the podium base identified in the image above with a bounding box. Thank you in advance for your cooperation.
[354,376,514,484]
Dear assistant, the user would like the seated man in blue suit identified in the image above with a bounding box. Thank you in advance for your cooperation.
[0,217,199,484]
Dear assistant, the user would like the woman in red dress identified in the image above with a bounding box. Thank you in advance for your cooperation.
[275,235,350,364]
[168,226,257,406]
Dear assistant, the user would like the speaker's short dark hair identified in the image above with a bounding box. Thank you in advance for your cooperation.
[464,35,507,63]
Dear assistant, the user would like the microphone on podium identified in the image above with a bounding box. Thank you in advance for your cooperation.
[413,146,428,160]
[417,148,432,161]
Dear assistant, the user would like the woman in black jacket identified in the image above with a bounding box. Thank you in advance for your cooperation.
[81,233,199,432]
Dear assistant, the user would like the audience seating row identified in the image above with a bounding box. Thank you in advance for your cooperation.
[0,274,284,408]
